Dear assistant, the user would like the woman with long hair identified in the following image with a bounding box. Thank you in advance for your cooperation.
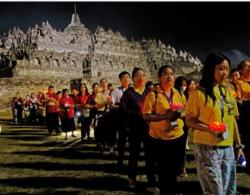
[78,83,91,141]
[185,52,244,194]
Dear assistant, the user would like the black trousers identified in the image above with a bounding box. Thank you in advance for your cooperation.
[117,115,129,166]
[79,116,91,138]
[151,135,184,195]
[127,117,157,186]
[46,112,59,134]
[102,111,117,147]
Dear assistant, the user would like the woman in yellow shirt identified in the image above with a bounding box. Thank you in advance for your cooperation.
[185,52,244,195]
[143,65,185,195]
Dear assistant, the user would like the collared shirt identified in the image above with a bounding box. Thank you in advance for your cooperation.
[133,86,145,95]
[142,88,184,140]
[111,86,127,104]
[236,77,250,100]
[120,86,148,115]
[186,85,238,146]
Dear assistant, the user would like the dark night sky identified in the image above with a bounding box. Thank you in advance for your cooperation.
[1,2,250,66]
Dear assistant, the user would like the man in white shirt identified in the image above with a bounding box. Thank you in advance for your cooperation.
[110,71,131,169]
[111,71,130,105]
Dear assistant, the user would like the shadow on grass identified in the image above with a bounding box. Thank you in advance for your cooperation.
[0,191,82,195]
[1,175,249,195]
[2,132,49,136]
[11,147,131,161]
[237,186,250,194]
[186,167,197,175]
[0,175,209,195]
[9,125,46,129]
[0,162,121,174]
[4,128,47,132]
[8,142,60,147]
[0,160,155,176]
[15,142,96,148]
[0,176,151,194]
[176,180,202,195]
[237,166,250,174]
[186,153,195,162]
[2,136,47,141]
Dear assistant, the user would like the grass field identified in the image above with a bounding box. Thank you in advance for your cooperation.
[0,117,250,195]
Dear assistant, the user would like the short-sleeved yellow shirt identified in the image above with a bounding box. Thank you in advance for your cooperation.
[186,85,238,146]
[236,78,250,100]
[95,92,108,111]
[143,88,184,140]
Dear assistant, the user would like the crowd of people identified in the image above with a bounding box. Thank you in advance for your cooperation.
[11,51,250,195]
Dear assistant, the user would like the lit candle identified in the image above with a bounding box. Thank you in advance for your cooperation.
[171,103,183,110]
[209,121,226,132]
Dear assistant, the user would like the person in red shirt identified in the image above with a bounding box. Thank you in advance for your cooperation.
[59,88,76,140]
[45,85,60,135]
[78,83,91,141]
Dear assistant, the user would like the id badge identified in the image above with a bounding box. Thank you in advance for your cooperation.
[220,124,229,140]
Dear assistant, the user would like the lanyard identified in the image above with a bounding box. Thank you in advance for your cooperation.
[161,87,174,109]
[218,85,225,122]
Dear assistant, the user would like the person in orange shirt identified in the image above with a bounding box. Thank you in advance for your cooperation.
[185,52,244,194]
[227,68,241,100]
[236,60,250,100]
[236,59,250,174]
[143,65,185,195]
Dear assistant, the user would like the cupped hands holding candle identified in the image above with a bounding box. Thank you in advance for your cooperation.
[171,103,184,118]
[171,103,184,111]
[209,121,227,138]
[209,121,226,132]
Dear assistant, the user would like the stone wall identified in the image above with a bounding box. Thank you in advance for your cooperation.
[0,12,203,111]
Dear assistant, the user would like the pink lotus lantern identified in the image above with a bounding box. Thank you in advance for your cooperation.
[209,121,226,132]
[171,103,184,111]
